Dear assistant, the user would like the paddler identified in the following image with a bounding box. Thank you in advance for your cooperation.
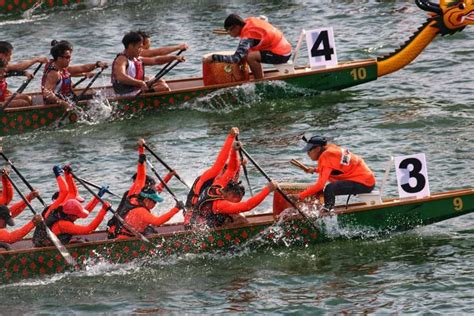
[0,41,48,108]
[294,136,376,213]
[111,31,186,95]
[41,40,108,109]
[203,14,292,79]
[0,205,42,248]
[137,30,189,58]
[106,139,182,239]
[0,168,41,217]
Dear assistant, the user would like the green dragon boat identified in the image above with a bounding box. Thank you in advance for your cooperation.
[1,184,472,284]
[0,0,85,15]
[0,0,473,136]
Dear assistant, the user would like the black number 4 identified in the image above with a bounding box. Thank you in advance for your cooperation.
[311,30,334,61]
[399,158,426,193]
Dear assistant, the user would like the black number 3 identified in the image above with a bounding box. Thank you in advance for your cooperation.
[311,30,334,61]
[399,158,426,193]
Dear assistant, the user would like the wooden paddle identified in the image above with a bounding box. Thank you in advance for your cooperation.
[70,171,151,243]
[212,28,228,35]
[4,173,78,267]
[290,159,311,173]
[239,146,319,230]
[145,158,185,211]
[143,143,190,189]
[1,62,43,112]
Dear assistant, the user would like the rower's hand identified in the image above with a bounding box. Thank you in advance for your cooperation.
[35,56,49,64]
[202,55,213,64]
[233,141,242,150]
[62,164,72,174]
[29,189,40,199]
[230,127,239,136]
[179,43,189,51]
[25,71,34,79]
[59,100,74,111]
[1,168,9,176]
[96,61,108,70]
[305,167,316,174]
[85,71,95,79]
[288,193,299,203]
[137,138,146,147]
[139,81,149,92]
[97,185,109,198]
[175,200,185,210]
[267,180,279,192]
[32,214,43,226]
[175,56,186,63]
[53,165,63,177]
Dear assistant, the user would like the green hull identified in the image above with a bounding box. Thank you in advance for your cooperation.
[1,188,472,284]
[0,0,83,14]
[0,60,377,136]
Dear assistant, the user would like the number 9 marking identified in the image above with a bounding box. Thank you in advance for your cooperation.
[453,197,463,211]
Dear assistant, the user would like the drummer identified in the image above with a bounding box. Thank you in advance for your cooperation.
[111,31,186,95]
[202,14,292,80]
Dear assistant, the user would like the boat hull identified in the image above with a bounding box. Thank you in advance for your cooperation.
[0,60,377,136]
[0,187,472,284]
[0,0,83,14]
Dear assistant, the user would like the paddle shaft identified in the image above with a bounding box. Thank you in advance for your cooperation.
[143,144,190,189]
[0,152,47,207]
[152,49,184,81]
[76,67,107,100]
[72,76,87,88]
[290,159,310,173]
[4,173,77,266]
[235,136,253,196]
[70,171,150,243]
[74,176,119,198]
[239,147,319,230]
[145,159,183,208]
[1,62,43,111]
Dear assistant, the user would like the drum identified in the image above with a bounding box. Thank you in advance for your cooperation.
[202,51,249,86]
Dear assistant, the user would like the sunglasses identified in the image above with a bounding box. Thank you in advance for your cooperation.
[60,55,72,60]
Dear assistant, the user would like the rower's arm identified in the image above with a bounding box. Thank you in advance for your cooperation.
[42,71,69,106]
[56,205,108,235]
[113,56,144,87]
[199,133,235,183]
[141,55,176,66]
[0,173,13,205]
[213,187,270,214]
[0,221,34,244]
[139,206,180,227]
[298,167,332,200]
[212,39,258,64]
[7,57,45,72]
[141,44,184,57]
[68,63,97,76]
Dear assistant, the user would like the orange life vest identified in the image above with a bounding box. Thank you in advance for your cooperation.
[240,17,291,56]
[318,144,376,187]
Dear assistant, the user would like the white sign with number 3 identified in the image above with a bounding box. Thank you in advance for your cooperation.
[305,27,338,68]
[394,153,430,199]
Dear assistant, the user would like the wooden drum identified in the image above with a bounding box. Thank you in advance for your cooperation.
[202,51,249,86]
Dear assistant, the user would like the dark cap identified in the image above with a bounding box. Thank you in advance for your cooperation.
[302,135,327,152]
[0,205,14,226]
[224,14,245,30]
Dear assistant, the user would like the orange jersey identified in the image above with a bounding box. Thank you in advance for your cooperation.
[0,174,13,205]
[299,144,375,199]
[240,17,291,55]
[0,221,34,243]
[212,187,270,215]
[50,204,107,236]
[119,206,180,236]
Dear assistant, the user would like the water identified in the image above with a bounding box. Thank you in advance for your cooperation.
[0,0,473,313]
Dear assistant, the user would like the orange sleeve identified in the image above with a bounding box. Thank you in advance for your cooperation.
[0,221,35,243]
[138,207,180,227]
[84,197,100,212]
[44,175,69,218]
[55,206,107,235]
[212,187,270,214]
[197,134,235,190]
[128,146,146,197]
[213,148,240,188]
[0,174,14,205]
[298,167,332,200]
[64,172,79,201]
[9,192,34,218]
[156,171,174,193]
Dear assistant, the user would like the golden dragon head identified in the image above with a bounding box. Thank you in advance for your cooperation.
[416,0,474,34]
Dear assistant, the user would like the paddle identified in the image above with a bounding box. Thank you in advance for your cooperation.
[143,143,190,189]
[74,66,107,102]
[4,173,78,266]
[73,175,120,198]
[212,28,228,35]
[235,136,253,196]
[290,159,311,173]
[1,62,43,112]
[72,76,87,89]
[0,151,47,208]
[69,171,151,243]
[145,158,185,210]
[238,146,319,230]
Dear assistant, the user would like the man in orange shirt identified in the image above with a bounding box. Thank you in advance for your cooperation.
[296,136,376,212]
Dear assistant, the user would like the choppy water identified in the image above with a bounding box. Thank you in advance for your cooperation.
[0,0,473,313]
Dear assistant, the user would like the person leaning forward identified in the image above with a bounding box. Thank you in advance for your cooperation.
[203,14,292,80]
[0,205,42,250]
[295,136,376,213]
[111,31,186,95]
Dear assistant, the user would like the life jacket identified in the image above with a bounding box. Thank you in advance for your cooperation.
[184,176,215,226]
[240,17,291,56]
[32,207,74,247]
[318,144,376,187]
[111,53,144,93]
[41,60,74,101]
[0,78,7,102]
[106,191,151,239]
[188,185,230,228]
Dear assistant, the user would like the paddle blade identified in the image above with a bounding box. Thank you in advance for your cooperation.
[45,226,78,266]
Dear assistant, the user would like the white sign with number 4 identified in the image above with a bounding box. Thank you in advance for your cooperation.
[305,27,338,68]
[394,153,430,199]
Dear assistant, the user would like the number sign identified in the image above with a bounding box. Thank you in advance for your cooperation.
[394,153,430,199]
[305,27,338,68]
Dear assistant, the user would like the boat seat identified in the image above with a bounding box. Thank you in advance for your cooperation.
[274,61,295,75]
[355,190,382,206]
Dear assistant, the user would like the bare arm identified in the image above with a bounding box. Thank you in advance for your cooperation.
[42,70,70,106]
[141,44,187,57]
[7,56,48,71]
[113,55,145,88]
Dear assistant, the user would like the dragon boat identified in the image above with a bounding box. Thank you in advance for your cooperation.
[1,0,473,136]
[0,185,472,284]
[0,0,86,14]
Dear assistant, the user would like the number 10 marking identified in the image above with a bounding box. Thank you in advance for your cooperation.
[350,68,367,81]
